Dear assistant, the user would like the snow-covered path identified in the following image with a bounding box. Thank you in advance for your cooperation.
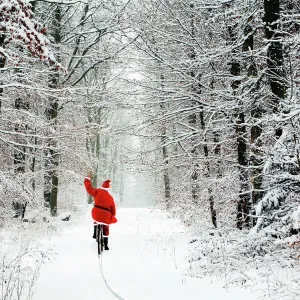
[32,208,259,300]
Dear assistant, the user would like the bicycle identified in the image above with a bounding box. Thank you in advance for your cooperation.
[94,222,104,255]
[94,223,125,300]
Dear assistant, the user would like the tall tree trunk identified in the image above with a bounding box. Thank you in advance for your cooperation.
[13,98,29,218]
[242,20,264,226]
[0,31,6,112]
[189,107,199,203]
[118,161,124,204]
[162,128,171,207]
[228,24,250,230]
[86,107,102,204]
[49,95,59,216]
[46,5,61,216]
[264,0,285,135]
[30,133,38,191]
[200,108,217,228]
[188,3,199,204]
[160,74,171,207]
[86,132,94,204]
[44,150,52,206]
[236,111,250,229]
[14,98,28,174]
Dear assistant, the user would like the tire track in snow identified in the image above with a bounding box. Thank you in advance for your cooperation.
[98,254,125,300]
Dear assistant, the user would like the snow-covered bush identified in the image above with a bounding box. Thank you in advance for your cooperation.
[0,173,32,225]
[188,225,300,299]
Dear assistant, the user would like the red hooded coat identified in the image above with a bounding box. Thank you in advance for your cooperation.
[84,177,117,225]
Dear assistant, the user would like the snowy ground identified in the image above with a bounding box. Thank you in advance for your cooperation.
[32,208,261,300]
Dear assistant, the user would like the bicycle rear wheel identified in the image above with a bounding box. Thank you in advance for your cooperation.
[96,224,104,255]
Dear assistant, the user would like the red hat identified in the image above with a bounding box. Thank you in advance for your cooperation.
[101,180,111,189]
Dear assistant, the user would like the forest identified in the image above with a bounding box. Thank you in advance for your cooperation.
[1,0,300,299]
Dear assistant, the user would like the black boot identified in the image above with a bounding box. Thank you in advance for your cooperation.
[93,226,96,239]
[104,237,109,250]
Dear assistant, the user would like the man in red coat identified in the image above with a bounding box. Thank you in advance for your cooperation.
[84,175,117,250]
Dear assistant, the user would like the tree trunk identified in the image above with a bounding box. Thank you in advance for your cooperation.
[30,133,38,191]
[49,95,59,216]
[14,98,28,174]
[13,98,29,218]
[46,5,61,216]
[86,107,103,204]
[241,20,264,226]
[188,3,200,203]
[159,75,171,207]
[264,0,285,129]
[44,151,52,206]
[0,31,6,112]
[50,169,58,216]
[236,113,250,229]
[119,161,124,204]
[200,108,217,228]
[162,131,171,207]
[228,23,250,229]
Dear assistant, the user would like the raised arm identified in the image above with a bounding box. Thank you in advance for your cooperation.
[83,176,98,197]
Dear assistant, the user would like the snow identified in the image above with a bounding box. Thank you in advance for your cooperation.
[0,0,57,66]
[292,205,300,230]
[32,208,260,300]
